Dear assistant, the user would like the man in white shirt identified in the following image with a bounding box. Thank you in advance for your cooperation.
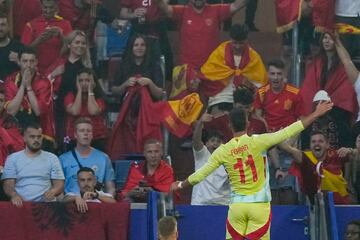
[191,112,231,205]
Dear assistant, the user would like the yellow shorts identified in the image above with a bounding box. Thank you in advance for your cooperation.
[226,202,271,240]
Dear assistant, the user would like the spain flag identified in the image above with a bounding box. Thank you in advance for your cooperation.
[200,41,267,97]
[155,93,203,138]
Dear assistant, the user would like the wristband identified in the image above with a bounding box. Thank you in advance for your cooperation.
[26,88,33,92]
[88,92,94,96]
[177,181,183,189]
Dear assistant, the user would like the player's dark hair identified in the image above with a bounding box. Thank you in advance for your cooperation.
[229,107,248,132]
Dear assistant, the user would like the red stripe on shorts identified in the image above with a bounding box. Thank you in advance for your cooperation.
[245,210,272,239]
[226,219,245,240]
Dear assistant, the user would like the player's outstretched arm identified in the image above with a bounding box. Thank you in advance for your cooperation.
[278,140,302,163]
[170,179,191,192]
[300,101,333,128]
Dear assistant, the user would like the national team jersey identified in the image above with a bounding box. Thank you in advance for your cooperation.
[254,83,303,131]
[188,121,305,202]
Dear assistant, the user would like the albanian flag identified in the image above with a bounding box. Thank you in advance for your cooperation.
[0,202,130,240]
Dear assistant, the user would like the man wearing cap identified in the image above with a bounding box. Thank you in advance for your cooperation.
[301,90,352,150]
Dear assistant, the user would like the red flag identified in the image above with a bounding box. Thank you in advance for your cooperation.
[312,0,335,32]
[0,202,130,240]
[275,0,302,33]
[300,56,358,116]
[107,86,163,160]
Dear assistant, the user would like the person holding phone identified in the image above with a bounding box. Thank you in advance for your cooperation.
[121,139,174,202]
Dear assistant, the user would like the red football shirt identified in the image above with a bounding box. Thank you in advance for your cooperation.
[254,83,303,131]
[21,15,72,73]
[4,72,54,139]
[13,0,42,37]
[121,160,174,197]
[248,114,267,135]
[121,0,163,23]
[172,4,231,68]
[58,0,92,30]
[64,93,107,140]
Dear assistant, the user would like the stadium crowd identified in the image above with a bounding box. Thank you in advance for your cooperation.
[0,0,359,211]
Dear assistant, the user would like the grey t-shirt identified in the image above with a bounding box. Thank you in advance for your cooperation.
[2,150,65,201]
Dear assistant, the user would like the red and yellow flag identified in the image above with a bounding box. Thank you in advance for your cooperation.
[170,64,198,100]
[156,93,203,138]
[200,41,267,97]
[336,23,360,35]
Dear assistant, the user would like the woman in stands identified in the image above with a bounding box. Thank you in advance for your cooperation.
[111,34,164,100]
[64,68,107,151]
[47,30,92,152]
[300,32,357,118]
[108,34,164,160]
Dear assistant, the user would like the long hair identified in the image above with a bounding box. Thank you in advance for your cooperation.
[120,34,155,80]
[73,68,104,98]
[61,30,92,68]
[317,32,340,88]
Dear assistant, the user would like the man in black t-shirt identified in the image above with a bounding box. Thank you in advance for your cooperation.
[0,13,24,81]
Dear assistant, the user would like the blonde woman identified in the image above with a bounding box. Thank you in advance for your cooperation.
[46,30,93,152]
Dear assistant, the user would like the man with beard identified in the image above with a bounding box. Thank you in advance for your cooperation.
[1,122,64,207]
[280,131,350,204]
[155,0,249,69]
[63,167,116,213]
[0,13,23,81]
[191,112,230,205]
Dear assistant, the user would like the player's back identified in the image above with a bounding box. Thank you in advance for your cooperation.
[215,134,269,196]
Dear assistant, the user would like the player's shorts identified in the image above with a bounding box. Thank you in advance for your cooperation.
[226,202,271,240]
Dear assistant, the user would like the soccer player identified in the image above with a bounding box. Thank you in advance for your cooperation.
[170,101,333,240]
